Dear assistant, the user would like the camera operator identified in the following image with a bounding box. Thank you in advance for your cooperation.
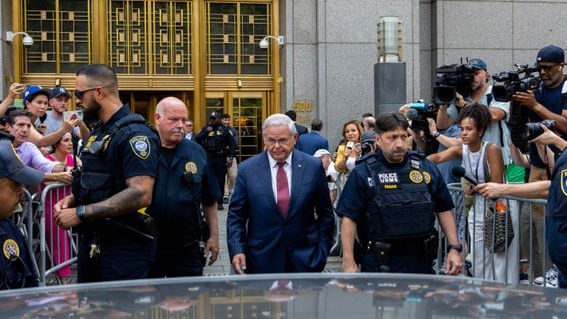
[512,45,567,280]
[436,58,510,166]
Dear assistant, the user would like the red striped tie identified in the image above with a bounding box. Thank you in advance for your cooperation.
[276,162,290,218]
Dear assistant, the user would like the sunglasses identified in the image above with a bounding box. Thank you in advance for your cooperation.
[538,63,560,73]
[74,85,110,99]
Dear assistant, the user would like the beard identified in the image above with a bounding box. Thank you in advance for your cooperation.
[82,101,101,122]
[543,72,561,87]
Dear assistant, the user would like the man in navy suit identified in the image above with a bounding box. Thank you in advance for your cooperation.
[296,119,329,156]
[227,113,334,274]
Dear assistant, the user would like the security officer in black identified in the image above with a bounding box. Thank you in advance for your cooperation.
[0,139,42,289]
[196,111,235,210]
[54,64,160,283]
[148,97,221,277]
[336,112,462,275]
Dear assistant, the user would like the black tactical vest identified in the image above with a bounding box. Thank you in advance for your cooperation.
[361,152,435,241]
[204,126,227,155]
[72,113,147,205]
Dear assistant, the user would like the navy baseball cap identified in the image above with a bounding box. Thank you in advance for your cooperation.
[469,58,487,70]
[22,85,50,104]
[0,140,44,185]
[51,86,71,99]
[537,45,565,63]
[210,111,220,119]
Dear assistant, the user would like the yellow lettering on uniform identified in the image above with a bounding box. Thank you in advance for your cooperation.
[384,184,397,189]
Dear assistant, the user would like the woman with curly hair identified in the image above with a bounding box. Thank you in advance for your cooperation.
[428,104,517,282]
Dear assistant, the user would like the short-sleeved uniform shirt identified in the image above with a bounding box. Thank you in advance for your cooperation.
[81,106,159,195]
[148,139,221,246]
[530,80,567,168]
[546,150,567,270]
[336,151,454,223]
[0,219,39,289]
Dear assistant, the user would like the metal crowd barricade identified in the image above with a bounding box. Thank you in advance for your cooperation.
[443,183,550,287]
[38,183,79,286]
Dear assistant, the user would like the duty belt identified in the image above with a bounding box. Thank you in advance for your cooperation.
[366,237,431,256]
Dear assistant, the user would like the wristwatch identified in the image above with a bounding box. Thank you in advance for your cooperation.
[447,243,463,253]
[432,131,441,138]
[75,205,87,221]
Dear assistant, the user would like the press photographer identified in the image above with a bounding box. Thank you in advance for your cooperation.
[508,45,567,282]
[492,63,541,153]
[511,45,567,151]
[436,58,511,166]
[406,100,440,155]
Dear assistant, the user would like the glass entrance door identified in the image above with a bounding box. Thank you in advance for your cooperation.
[231,92,265,162]
[121,91,193,124]
[205,92,265,162]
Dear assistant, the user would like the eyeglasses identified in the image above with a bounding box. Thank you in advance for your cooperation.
[265,137,291,146]
[538,63,560,73]
[74,85,109,99]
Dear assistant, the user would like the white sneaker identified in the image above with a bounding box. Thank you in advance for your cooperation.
[535,265,558,288]
[519,273,529,285]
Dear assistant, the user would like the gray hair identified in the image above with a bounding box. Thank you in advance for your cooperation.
[262,113,297,136]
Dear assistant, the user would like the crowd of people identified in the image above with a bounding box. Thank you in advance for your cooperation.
[1,43,567,291]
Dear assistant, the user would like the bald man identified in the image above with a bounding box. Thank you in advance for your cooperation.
[148,97,221,277]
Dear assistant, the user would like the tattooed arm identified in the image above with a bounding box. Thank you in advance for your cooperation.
[54,175,155,229]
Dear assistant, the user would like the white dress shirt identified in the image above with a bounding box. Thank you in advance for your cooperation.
[267,152,292,202]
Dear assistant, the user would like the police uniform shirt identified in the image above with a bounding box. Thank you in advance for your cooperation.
[546,150,567,270]
[83,106,159,183]
[335,151,454,222]
[0,219,39,289]
[148,139,221,244]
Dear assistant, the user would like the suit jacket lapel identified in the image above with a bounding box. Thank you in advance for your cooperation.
[257,152,278,210]
[289,151,305,217]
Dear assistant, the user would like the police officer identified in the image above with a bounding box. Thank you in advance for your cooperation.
[336,112,462,275]
[0,139,42,289]
[196,111,235,210]
[148,97,221,277]
[54,64,160,283]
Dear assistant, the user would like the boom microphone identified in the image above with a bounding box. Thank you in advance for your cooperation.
[451,166,478,185]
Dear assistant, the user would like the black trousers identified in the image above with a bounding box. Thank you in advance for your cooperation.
[150,241,203,278]
[360,253,434,274]
[77,230,156,283]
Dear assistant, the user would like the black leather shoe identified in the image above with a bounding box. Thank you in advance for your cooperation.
[223,196,229,204]
[218,203,224,210]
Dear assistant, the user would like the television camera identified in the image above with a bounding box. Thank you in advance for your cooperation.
[433,63,476,105]
[492,64,542,153]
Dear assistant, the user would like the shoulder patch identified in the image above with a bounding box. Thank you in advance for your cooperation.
[129,136,151,160]
[3,239,19,261]
[409,170,424,184]
[423,172,431,184]
[185,161,198,174]
[561,169,567,197]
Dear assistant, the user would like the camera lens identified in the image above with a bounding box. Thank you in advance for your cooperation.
[525,120,556,140]
[525,123,543,140]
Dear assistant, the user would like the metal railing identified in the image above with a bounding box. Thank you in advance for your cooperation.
[37,184,79,286]
[444,183,551,286]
